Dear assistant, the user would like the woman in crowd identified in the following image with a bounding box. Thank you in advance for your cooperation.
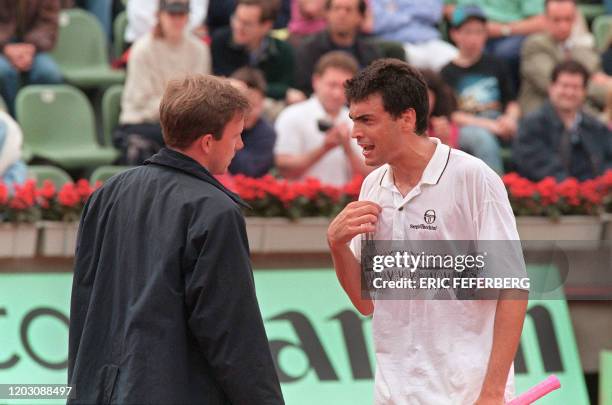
[116,0,211,165]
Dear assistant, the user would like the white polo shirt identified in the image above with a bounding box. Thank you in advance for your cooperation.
[350,138,524,404]
[274,97,363,187]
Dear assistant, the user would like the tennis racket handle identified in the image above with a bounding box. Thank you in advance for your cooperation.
[507,375,561,405]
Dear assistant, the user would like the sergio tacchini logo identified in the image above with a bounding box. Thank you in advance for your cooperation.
[424,209,436,224]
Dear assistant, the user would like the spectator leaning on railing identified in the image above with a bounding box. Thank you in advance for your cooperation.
[0,0,63,116]
[115,0,211,166]
[514,60,612,182]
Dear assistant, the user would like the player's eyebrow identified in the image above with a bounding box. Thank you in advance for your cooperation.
[349,113,374,122]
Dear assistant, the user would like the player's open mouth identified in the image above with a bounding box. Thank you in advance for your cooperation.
[360,144,375,156]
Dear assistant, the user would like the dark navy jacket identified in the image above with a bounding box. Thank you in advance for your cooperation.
[513,101,612,181]
[68,148,284,405]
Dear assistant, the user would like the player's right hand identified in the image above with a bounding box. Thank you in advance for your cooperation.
[327,201,381,249]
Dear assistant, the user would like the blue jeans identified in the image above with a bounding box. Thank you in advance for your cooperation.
[0,52,63,116]
[486,35,525,90]
[0,118,27,187]
[459,125,503,174]
[79,0,112,39]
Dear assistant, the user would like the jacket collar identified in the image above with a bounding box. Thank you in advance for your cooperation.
[145,148,250,209]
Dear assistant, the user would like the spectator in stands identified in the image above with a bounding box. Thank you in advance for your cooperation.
[125,0,208,45]
[228,67,276,177]
[421,69,459,148]
[287,0,327,44]
[294,0,382,95]
[368,0,457,71]
[0,0,63,116]
[274,51,368,186]
[0,110,27,186]
[445,0,546,89]
[603,33,612,76]
[115,0,211,165]
[441,5,519,174]
[514,60,612,181]
[211,0,301,103]
[519,0,612,116]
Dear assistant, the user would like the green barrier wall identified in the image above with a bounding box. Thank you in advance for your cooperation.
[0,270,589,404]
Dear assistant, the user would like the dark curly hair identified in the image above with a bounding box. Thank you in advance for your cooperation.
[344,59,429,134]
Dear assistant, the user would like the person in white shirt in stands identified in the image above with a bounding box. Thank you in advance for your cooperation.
[116,0,211,165]
[274,51,369,186]
[327,59,528,404]
[125,0,209,45]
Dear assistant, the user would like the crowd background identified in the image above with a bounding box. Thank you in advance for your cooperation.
[0,0,612,195]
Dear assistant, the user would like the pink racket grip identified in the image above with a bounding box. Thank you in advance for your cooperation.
[507,375,561,405]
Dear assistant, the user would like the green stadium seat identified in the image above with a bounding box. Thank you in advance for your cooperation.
[579,3,606,23]
[102,84,123,147]
[592,15,612,51]
[89,165,131,184]
[27,165,73,188]
[51,9,125,88]
[602,351,612,405]
[16,85,119,170]
[113,11,128,59]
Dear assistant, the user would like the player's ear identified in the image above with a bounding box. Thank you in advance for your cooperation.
[199,133,215,155]
[399,108,417,133]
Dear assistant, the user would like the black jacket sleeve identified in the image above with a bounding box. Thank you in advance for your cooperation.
[184,207,284,405]
[514,114,568,181]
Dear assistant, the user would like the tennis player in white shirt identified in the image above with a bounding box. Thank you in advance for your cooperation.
[327,59,528,405]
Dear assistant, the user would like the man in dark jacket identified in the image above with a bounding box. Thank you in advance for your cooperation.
[294,0,382,95]
[0,0,63,115]
[68,74,284,405]
[514,60,612,181]
[211,0,298,102]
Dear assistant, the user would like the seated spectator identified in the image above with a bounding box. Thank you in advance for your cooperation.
[421,69,459,148]
[369,0,457,71]
[125,0,208,45]
[441,6,520,173]
[445,0,546,89]
[294,0,382,95]
[211,0,301,102]
[287,0,327,44]
[115,0,211,165]
[0,0,63,116]
[274,51,368,186]
[514,60,612,181]
[519,0,612,116]
[228,67,276,177]
[0,110,27,187]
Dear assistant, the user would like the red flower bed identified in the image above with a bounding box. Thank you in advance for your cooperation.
[1,171,611,222]
[502,171,612,218]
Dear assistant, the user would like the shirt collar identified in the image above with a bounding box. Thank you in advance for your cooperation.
[379,137,452,191]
